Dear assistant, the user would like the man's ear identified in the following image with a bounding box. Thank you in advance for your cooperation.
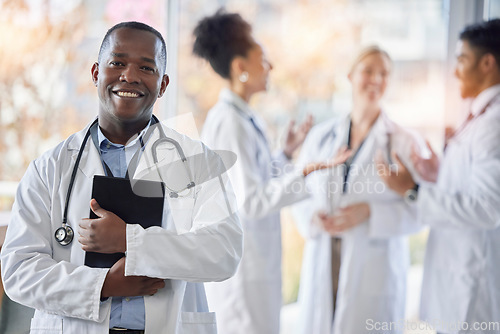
[91,62,99,87]
[480,53,497,72]
[158,75,169,97]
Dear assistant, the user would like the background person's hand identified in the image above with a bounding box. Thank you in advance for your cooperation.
[101,257,165,298]
[376,151,416,196]
[283,114,314,158]
[314,203,370,235]
[78,199,127,253]
[444,126,455,145]
[411,140,439,183]
[302,146,351,176]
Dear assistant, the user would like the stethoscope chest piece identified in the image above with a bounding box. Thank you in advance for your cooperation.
[55,224,74,246]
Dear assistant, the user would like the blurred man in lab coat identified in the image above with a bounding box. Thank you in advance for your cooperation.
[379,19,500,334]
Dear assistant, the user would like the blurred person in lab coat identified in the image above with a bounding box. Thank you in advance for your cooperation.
[192,9,348,334]
[293,46,425,334]
[379,19,500,334]
[1,21,243,334]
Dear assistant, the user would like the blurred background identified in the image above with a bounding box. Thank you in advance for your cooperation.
[1,0,499,332]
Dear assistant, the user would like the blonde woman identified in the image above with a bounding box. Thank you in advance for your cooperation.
[294,46,424,333]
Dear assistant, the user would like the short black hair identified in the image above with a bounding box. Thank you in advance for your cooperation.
[98,21,167,73]
[192,9,254,79]
[460,18,500,66]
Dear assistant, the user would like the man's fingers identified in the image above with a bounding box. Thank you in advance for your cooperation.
[78,236,95,251]
[78,227,90,238]
[325,219,351,235]
[80,243,93,252]
[331,146,351,165]
[337,145,350,157]
[410,148,421,165]
[317,214,335,230]
[340,145,349,153]
[301,114,313,132]
[411,141,420,158]
[153,279,166,290]
[391,150,400,164]
[316,210,327,219]
[79,219,91,229]
[391,151,407,171]
[89,199,105,218]
[425,139,437,157]
[339,149,352,162]
[305,113,313,124]
[78,235,86,246]
[140,278,165,295]
[376,154,390,179]
[375,149,389,166]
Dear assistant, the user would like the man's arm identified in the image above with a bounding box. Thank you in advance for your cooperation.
[380,119,500,230]
[78,200,166,298]
[80,146,243,282]
[1,161,110,322]
[417,121,500,230]
[123,154,243,281]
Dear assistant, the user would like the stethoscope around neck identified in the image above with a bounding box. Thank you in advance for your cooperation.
[54,116,196,246]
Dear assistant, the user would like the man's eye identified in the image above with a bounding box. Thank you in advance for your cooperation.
[110,61,123,66]
[142,66,155,72]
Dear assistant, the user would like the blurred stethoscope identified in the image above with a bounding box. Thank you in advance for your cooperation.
[54,116,195,246]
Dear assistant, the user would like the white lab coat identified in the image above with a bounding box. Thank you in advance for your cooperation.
[201,89,309,334]
[293,112,422,334]
[0,120,243,334]
[418,85,500,334]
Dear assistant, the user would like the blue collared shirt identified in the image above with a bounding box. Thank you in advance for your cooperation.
[97,124,150,330]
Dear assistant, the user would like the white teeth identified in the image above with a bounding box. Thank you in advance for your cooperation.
[116,91,140,98]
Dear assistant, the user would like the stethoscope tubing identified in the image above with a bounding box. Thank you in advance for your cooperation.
[56,117,195,246]
[62,119,98,226]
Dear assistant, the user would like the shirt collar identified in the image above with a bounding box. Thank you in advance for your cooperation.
[219,88,254,118]
[471,84,500,116]
[97,119,152,149]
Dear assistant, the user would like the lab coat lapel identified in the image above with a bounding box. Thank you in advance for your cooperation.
[76,140,105,180]
[323,115,350,211]
[65,124,105,266]
[374,112,396,164]
[314,114,350,160]
[221,88,272,160]
[334,114,351,156]
[66,121,106,180]
[341,113,389,197]
[133,127,162,182]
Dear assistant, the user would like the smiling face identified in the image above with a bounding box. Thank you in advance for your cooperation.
[91,27,169,128]
[242,43,273,95]
[454,39,485,99]
[349,52,391,105]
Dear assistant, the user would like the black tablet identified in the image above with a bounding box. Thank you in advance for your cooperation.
[84,175,164,268]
